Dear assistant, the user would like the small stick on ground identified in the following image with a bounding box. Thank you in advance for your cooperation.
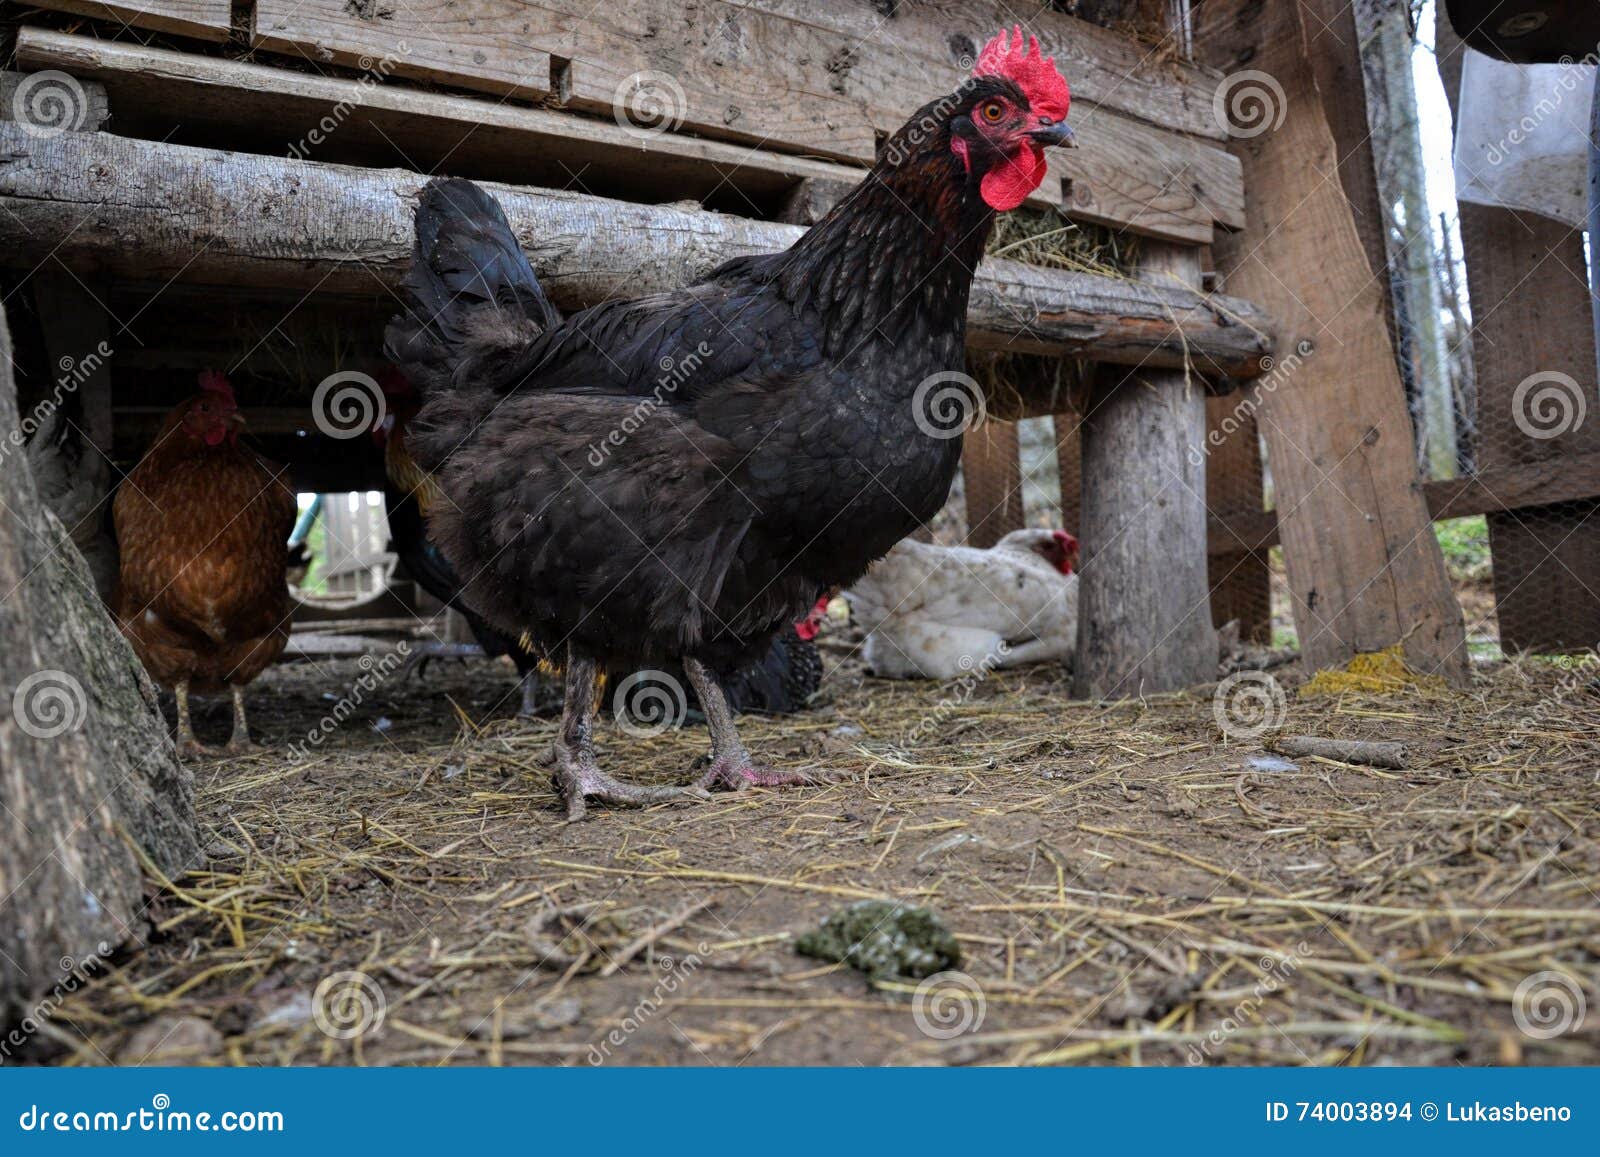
[1273,736,1408,769]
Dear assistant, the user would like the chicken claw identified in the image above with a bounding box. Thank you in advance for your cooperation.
[695,758,827,792]
[683,657,821,795]
[552,742,701,822]
[552,650,701,821]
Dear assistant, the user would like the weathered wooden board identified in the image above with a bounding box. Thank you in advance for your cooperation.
[24,0,232,41]
[14,29,865,215]
[1199,0,1468,681]
[746,0,1228,142]
[249,0,1242,242]
[0,124,1274,375]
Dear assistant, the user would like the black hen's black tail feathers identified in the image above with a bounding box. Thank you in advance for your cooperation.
[384,177,560,396]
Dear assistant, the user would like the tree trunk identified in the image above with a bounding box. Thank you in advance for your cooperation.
[1075,244,1218,698]
[0,303,198,1027]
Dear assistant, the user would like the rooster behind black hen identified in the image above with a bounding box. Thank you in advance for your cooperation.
[385,28,1073,818]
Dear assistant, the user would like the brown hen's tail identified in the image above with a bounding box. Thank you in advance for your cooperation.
[383,177,560,398]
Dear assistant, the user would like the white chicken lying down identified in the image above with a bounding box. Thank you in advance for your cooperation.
[847,528,1080,680]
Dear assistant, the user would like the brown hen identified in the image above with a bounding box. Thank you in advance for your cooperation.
[113,371,296,757]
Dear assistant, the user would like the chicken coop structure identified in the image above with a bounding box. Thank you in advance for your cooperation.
[2,0,1593,696]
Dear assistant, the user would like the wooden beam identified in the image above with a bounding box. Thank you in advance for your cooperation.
[24,0,232,42]
[245,0,1241,242]
[0,123,1275,376]
[1196,0,1468,682]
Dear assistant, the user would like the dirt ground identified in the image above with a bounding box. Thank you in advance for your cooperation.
[27,630,1600,1068]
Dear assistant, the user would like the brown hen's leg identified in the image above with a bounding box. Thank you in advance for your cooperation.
[224,686,255,755]
[552,651,694,821]
[684,657,817,792]
[174,680,210,759]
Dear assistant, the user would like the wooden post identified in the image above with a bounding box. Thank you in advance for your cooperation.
[962,420,1025,549]
[1436,11,1600,654]
[1196,0,1469,682]
[1075,244,1218,697]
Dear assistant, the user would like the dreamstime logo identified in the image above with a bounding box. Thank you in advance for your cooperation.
[912,371,986,440]
[1186,942,1312,1064]
[1212,671,1286,740]
[911,970,986,1039]
[10,71,91,138]
[12,670,88,740]
[311,970,386,1039]
[613,71,687,140]
[1212,70,1287,138]
[1511,371,1587,440]
[286,44,409,159]
[1512,970,1586,1039]
[612,670,688,738]
[311,370,385,440]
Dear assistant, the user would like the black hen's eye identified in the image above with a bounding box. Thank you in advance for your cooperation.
[979,101,1006,124]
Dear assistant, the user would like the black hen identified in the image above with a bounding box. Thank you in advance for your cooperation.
[385,29,1073,818]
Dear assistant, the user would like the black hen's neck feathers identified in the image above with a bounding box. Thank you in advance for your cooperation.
[772,84,1004,356]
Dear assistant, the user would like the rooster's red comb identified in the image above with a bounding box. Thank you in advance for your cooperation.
[972,26,1070,121]
[197,369,234,400]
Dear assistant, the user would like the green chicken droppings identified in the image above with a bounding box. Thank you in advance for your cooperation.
[794,901,961,980]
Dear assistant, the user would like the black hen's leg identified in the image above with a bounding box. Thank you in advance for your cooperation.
[683,657,817,791]
[515,667,540,719]
[552,650,691,820]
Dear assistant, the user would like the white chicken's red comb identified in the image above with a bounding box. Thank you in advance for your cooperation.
[972,26,1070,121]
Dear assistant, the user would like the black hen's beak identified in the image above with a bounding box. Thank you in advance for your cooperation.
[1030,119,1076,148]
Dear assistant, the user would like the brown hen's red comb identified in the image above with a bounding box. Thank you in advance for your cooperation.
[197,369,234,400]
[972,25,1070,121]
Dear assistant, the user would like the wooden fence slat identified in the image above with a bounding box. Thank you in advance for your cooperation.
[963,421,1025,549]
[25,0,232,41]
[1203,394,1270,644]
[1198,0,1468,682]
[1437,12,1600,654]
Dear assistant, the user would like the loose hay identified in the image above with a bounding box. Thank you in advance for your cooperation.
[17,643,1600,1067]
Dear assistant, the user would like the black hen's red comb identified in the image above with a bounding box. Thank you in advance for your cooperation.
[972,26,1070,121]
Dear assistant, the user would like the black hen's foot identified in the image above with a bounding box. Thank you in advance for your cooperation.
[695,757,826,793]
[551,743,703,822]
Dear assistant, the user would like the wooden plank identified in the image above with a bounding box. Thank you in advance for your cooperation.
[747,1,1227,142]
[1436,11,1600,655]
[249,0,1243,242]
[0,123,1275,376]
[14,28,864,215]
[1197,0,1468,682]
[25,0,232,42]
[1204,451,1600,555]
[962,421,1025,549]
